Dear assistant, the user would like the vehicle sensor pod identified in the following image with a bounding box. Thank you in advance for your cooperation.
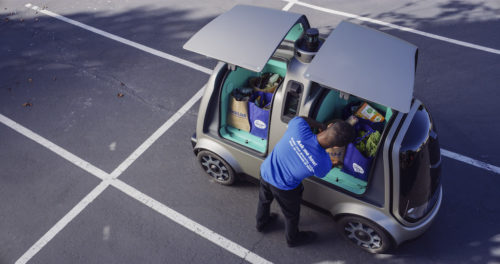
[295,28,322,63]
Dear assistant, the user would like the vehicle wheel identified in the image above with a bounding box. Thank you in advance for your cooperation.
[196,150,236,185]
[336,215,394,254]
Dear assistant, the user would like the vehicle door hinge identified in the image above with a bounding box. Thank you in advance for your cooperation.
[339,91,350,100]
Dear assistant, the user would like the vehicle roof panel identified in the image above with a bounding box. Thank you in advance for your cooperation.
[305,21,418,113]
[183,5,305,72]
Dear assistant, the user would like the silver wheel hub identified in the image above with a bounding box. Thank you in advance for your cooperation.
[201,155,229,182]
[345,221,382,249]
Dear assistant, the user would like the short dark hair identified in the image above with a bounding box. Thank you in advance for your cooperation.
[326,120,355,148]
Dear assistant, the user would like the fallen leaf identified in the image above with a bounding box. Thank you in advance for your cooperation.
[28,78,33,83]
[22,102,33,107]
[117,93,124,98]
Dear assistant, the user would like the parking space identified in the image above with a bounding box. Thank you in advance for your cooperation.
[116,108,356,263]
[0,10,209,172]
[1,0,500,263]
[28,186,244,264]
[0,125,100,263]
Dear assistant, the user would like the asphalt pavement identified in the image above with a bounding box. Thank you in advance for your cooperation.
[1,0,500,263]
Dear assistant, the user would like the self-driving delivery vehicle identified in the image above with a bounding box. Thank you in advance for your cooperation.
[184,5,442,253]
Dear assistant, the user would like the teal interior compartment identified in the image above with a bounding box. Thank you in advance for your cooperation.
[314,89,393,194]
[320,167,367,195]
[220,59,287,153]
[315,89,393,123]
[315,90,358,123]
[284,23,304,41]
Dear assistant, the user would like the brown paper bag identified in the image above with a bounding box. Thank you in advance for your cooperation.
[227,95,250,132]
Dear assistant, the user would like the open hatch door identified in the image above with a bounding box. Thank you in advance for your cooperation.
[184,5,308,72]
[305,21,418,113]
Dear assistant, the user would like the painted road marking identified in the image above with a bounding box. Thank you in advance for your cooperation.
[15,181,110,264]
[282,0,296,11]
[8,2,500,263]
[24,3,213,75]
[282,0,500,55]
[109,87,205,178]
[7,87,270,264]
[24,2,498,174]
[22,3,500,173]
[111,179,272,264]
[441,149,500,175]
[0,114,109,181]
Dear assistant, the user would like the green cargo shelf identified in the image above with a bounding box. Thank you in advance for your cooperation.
[220,126,268,153]
[320,167,367,195]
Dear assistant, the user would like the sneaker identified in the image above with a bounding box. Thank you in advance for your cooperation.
[256,213,278,233]
[287,231,317,247]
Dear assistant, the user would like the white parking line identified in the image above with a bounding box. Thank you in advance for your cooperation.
[6,87,270,264]
[109,87,205,178]
[111,179,272,264]
[15,181,111,264]
[0,114,109,181]
[282,0,296,11]
[441,149,500,175]
[283,0,500,55]
[8,2,500,263]
[24,3,213,75]
[21,2,500,175]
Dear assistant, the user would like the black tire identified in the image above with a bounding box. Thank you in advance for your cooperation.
[336,215,394,254]
[196,150,236,185]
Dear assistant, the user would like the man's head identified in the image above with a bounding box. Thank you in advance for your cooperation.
[317,120,355,149]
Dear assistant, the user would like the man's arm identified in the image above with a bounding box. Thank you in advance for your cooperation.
[300,116,327,131]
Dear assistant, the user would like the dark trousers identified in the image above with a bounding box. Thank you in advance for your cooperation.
[256,178,304,243]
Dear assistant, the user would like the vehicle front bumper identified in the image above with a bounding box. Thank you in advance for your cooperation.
[191,132,197,149]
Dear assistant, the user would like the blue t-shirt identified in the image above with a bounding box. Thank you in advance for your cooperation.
[261,117,332,190]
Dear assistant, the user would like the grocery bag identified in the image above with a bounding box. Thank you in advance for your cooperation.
[248,91,273,138]
[227,94,250,132]
[342,123,375,181]
[249,73,283,94]
[342,143,373,181]
[342,102,385,132]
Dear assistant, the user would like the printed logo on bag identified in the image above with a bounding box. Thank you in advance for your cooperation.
[231,110,247,118]
[353,163,365,174]
[254,120,266,129]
